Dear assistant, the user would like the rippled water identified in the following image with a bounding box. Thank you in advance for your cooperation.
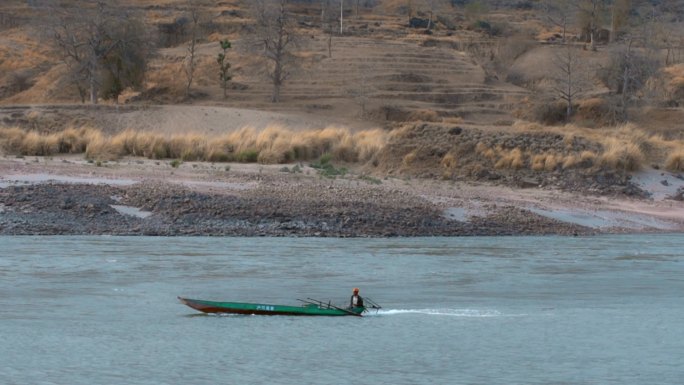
[1,235,683,384]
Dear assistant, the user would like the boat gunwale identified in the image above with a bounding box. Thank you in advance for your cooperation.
[178,297,364,317]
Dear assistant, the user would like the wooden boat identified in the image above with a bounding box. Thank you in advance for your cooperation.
[178,297,366,317]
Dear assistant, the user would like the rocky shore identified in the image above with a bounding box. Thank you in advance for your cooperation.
[0,181,592,237]
[1,156,682,237]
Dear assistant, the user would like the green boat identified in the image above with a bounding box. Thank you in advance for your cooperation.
[178,297,369,317]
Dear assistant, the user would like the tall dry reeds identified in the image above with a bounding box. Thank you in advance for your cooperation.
[599,138,644,172]
[494,148,525,169]
[0,127,28,153]
[0,125,387,165]
[665,150,684,171]
[0,126,99,156]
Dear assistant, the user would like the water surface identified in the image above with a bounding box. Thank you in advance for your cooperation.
[1,235,683,384]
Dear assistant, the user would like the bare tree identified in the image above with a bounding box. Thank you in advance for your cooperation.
[576,0,607,50]
[52,2,149,104]
[183,2,201,98]
[406,0,414,25]
[552,45,588,120]
[53,16,89,103]
[346,64,374,117]
[425,0,447,30]
[610,0,631,43]
[464,39,497,82]
[100,19,149,104]
[250,0,299,103]
[321,0,336,57]
[599,36,660,120]
[639,2,684,65]
[542,0,574,43]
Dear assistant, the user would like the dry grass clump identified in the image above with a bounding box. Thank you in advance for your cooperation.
[599,138,644,172]
[353,129,387,162]
[512,120,544,131]
[440,152,458,179]
[578,97,606,111]
[441,153,458,169]
[530,154,547,171]
[527,153,562,171]
[145,62,185,95]
[561,154,579,169]
[408,109,440,122]
[543,154,559,171]
[310,127,355,161]
[475,142,497,160]
[662,64,684,100]
[580,150,596,163]
[84,131,118,160]
[0,126,101,156]
[19,132,59,156]
[575,98,613,126]
[494,148,524,169]
[402,151,417,168]
[613,123,649,148]
[57,127,94,153]
[0,127,29,153]
[0,125,387,164]
[665,150,684,171]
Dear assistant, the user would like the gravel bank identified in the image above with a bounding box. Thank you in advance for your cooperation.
[1,155,681,236]
[0,181,591,237]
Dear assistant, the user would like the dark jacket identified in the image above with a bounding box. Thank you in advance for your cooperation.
[350,294,364,308]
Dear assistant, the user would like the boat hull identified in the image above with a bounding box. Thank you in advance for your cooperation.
[178,297,364,316]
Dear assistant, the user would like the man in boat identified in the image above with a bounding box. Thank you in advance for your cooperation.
[350,287,364,309]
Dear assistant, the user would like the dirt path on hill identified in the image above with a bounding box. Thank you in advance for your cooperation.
[0,105,378,135]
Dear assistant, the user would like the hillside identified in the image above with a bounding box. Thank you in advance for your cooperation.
[0,0,684,235]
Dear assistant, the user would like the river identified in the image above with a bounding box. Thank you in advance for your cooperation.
[1,235,683,384]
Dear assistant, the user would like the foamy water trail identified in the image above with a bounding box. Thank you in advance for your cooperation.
[368,309,507,317]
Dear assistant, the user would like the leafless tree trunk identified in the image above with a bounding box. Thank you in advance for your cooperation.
[251,0,298,103]
[184,3,200,99]
[552,45,587,120]
[615,37,654,120]
[328,31,334,58]
[321,0,336,57]
[575,0,606,50]
[543,0,574,43]
[407,0,414,25]
[426,0,447,30]
[340,0,344,35]
[346,64,374,117]
[53,16,89,103]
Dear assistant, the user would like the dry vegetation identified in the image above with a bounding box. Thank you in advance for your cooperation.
[1,0,684,189]
[0,125,387,164]
[374,119,684,180]
[507,121,684,173]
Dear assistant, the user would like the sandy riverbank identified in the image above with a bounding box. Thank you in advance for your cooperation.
[0,154,683,236]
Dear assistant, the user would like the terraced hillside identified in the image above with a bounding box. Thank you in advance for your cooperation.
[225,34,529,126]
[0,0,530,128]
